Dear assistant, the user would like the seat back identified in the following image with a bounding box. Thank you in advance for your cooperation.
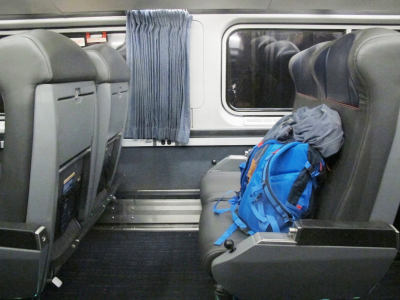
[250,35,276,66]
[262,40,299,108]
[0,30,97,296]
[85,43,130,214]
[0,30,96,225]
[293,28,400,223]
[289,41,331,108]
[250,35,277,107]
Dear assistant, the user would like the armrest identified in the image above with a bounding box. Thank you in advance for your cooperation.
[291,219,399,248]
[212,220,399,300]
[0,221,48,250]
[0,222,50,299]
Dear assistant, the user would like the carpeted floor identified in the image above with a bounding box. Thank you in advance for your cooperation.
[368,258,400,299]
[41,230,215,300]
[40,229,400,300]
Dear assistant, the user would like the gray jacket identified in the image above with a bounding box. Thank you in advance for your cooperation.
[263,104,344,157]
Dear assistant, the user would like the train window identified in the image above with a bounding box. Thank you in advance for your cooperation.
[225,28,345,112]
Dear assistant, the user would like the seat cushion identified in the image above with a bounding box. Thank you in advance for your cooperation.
[199,199,247,274]
[200,170,241,205]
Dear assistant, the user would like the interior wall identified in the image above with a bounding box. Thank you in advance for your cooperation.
[117,145,249,192]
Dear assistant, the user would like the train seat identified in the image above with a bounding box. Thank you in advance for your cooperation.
[0,29,97,299]
[84,43,130,219]
[289,40,331,108]
[261,40,299,108]
[199,40,330,272]
[199,28,400,300]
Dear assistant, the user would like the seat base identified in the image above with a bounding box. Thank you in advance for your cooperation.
[199,199,247,274]
[200,171,240,205]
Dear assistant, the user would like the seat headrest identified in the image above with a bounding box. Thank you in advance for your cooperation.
[250,35,276,51]
[289,41,331,100]
[264,41,299,76]
[314,28,400,108]
[249,35,276,65]
[0,29,96,90]
[85,43,130,84]
[323,33,358,107]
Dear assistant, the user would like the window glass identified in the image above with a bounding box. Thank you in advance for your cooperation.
[226,29,344,111]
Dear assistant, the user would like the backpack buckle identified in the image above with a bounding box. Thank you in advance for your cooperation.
[305,161,320,177]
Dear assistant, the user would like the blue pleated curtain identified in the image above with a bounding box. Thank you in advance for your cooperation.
[125,10,192,144]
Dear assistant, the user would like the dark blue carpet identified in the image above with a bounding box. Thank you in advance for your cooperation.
[40,229,400,300]
[41,230,214,300]
[368,259,400,300]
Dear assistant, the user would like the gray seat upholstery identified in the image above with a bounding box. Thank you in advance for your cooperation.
[0,30,99,299]
[199,199,247,274]
[261,40,299,108]
[199,40,330,271]
[250,35,276,53]
[289,41,332,108]
[84,44,130,217]
[200,171,240,204]
[199,28,400,281]
[307,28,400,222]
[200,155,246,206]
[252,40,300,109]
[0,29,95,223]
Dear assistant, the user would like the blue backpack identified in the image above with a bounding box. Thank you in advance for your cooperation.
[214,140,326,246]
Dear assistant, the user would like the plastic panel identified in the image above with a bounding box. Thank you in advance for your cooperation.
[108,82,129,140]
[55,82,96,166]
[0,244,49,299]
[212,231,398,300]
[25,81,96,295]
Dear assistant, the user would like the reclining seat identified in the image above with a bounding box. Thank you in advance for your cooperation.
[250,35,276,52]
[84,44,130,220]
[289,41,332,108]
[251,35,276,103]
[261,40,299,108]
[199,28,400,300]
[199,41,331,266]
[311,28,400,222]
[0,30,97,299]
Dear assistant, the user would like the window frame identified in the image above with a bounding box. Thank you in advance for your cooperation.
[221,24,353,116]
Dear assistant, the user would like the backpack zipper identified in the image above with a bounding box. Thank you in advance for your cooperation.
[241,142,270,192]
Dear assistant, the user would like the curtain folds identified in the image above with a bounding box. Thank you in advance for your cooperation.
[125,10,192,144]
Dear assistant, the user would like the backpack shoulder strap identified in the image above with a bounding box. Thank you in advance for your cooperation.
[263,142,302,222]
[287,145,325,207]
